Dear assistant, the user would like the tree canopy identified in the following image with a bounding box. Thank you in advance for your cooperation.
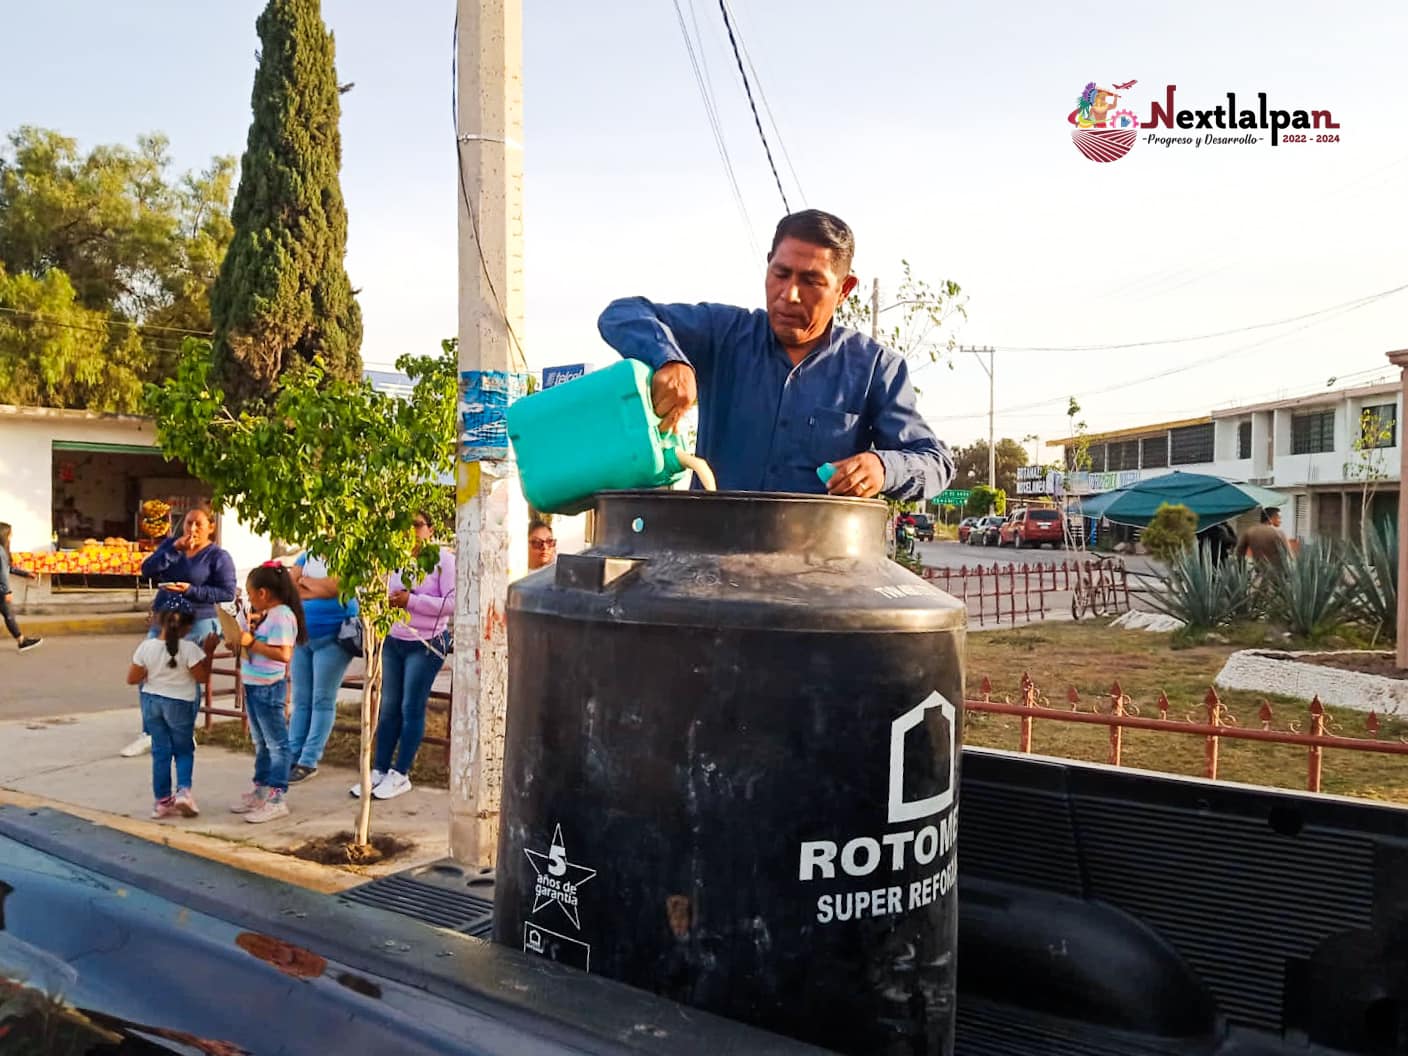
[0,125,235,410]
[212,0,362,405]
[951,437,1029,496]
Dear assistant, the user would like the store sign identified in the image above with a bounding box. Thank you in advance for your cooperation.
[933,489,970,507]
[542,363,587,389]
[1015,466,1060,496]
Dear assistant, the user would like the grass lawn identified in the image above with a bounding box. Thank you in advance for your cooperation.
[197,701,451,789]
[964,620,1408,803]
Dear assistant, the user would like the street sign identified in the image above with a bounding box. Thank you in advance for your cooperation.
[542,363,587,389]
[933,489,970,507]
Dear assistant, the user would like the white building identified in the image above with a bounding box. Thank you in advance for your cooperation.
[1045,380,1401,543]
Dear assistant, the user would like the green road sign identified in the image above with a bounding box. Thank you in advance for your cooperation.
[934,489,971,506]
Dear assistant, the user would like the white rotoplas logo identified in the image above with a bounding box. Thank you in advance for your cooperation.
[888,690,956,824]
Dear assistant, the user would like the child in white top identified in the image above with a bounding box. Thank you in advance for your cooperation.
[126,606,219,819]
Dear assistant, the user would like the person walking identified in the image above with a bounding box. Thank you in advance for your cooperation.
[125,602,219,819]
[286,550,359,782]
[0,523,42,653]
[123,507,236,757]
[352,511,454,801]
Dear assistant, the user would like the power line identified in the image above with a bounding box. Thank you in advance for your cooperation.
[451,9,528,373]
[716,0,789,213]
[671,0,760,259]
[991,281,1408,353]
[0,304,210,339]
[0,305,194,353]
[722,0,806,205]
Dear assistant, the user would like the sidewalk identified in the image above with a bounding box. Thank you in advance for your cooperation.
[0,707,450,881]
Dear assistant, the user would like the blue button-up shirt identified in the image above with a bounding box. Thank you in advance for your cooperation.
[598,298,953,500]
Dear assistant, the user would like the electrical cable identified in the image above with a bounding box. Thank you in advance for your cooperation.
[451,9,528,373]
[716,0,789,213]
[0,304,209,340]
[721,0,806,205]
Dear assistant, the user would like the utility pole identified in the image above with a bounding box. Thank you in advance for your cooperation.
[451,0,527,867]
[870,277,880,340]
[963,345,997,487]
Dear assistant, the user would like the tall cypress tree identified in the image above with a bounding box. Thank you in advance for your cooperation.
[212,0,362,404]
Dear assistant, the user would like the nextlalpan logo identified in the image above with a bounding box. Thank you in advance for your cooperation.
[1069,80,1342,162]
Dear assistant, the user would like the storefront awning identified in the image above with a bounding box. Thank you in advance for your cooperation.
[52,440,161,456]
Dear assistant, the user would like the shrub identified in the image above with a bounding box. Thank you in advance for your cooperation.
[1266,539,1349,641]
[1146,543,1260,629]
[966,485,1006,517]
[1344,518,1397,644]
[1140,503,1198,562]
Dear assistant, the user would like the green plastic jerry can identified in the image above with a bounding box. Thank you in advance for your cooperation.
[507,360,689,514]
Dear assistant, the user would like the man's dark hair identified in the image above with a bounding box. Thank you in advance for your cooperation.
[1261,507,1280,523]
[769,209,855,277]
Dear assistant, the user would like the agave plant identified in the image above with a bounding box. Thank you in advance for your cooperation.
[1265,539,1350,641]
[1344,518,1397,644]
[1145,542,1260,629]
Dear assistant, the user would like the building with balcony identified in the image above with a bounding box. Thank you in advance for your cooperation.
[1044,380,1400,543]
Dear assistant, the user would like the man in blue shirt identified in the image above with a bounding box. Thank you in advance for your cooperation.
[597,209,952,501]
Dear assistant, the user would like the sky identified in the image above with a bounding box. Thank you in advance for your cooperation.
[3,1,1405,452]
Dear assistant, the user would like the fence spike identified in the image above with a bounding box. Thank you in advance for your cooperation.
[981,675,993,696]
[1309,696,1325,718]
[1258,701,1274,729]
[1067,686,1081,710]
[1367,711,1381,737]
[1157,691,1170,720]
[1110,680,1124,699]
[1203,686,1221,709]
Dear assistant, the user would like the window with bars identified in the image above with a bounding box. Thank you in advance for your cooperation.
[1084,444,1107,472]
[1237,421,1252,460]
[1361,403,1397,449]
[1291,410,1335,455]
[1107,440,1140,471]
[1140,436,1168,468]
[1169,423,1214,465]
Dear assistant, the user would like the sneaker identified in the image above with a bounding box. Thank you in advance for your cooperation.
[229,784,267,814]
[372,769,412,800]
[172,788,199,817]
[245,790,289,824]
[150,797,177,819]
[350,769,385,798]
[288,764,318,783]
[17,637,42,653]
[120,733,152,758]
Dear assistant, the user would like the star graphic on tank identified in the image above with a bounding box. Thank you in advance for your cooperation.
[524,824,598,929]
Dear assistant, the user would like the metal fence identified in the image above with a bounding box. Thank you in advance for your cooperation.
[921,557,1131,625]
[965,675,1408,792]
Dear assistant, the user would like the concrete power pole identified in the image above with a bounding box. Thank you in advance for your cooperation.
[451,0,528,867]
[870,277,880,340]
[963,345,997,488]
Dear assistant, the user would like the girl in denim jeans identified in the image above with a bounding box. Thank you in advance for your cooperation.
[125,604,219,818]
[229,564,306,824]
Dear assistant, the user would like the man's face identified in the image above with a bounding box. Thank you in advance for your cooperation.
[1268,511,1282,528]
[528,527,556,570]
[765,237,858,351]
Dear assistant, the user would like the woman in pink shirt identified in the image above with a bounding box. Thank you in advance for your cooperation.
[354,511,455,801]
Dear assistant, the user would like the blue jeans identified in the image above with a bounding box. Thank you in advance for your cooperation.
[141,616,220,728]
[244,680,291,792]
[374,635,448,775]
[141,691,196,801]
[289,635,355,768]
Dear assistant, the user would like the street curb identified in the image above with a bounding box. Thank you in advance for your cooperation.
[16,613,150,636]
[0,788,362,894]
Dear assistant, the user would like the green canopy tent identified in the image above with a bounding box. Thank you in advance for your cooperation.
[1073,471,1288,528]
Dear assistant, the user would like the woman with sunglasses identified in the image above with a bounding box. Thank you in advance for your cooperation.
[527,519,557,571]
[353,511,455,801]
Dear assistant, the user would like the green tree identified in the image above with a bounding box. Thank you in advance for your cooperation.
[146,338,455,847]
[834,260,967,368]
[212,0,362,405]
[965,484,1006,517]
[1141,503,1198,562]
[1346,406,1395,547]
[950,437,1028,495]
[0,126,236,407]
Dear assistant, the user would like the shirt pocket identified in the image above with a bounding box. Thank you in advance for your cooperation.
[807,408,863,465]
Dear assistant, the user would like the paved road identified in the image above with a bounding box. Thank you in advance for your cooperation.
[917,540,1162,578]
[0,634,142,722]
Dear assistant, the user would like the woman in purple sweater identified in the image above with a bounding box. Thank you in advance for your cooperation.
[353,511,455,801]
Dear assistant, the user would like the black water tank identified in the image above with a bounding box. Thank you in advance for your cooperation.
[495,491,966,1054]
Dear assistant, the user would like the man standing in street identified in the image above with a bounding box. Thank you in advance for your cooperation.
[597,210,952,501]
[1236,508,1289,564]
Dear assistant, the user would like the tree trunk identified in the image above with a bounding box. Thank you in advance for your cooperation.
[355,619,381,847]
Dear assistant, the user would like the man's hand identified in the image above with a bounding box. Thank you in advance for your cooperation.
[826,452,886,498]
[3,593,11,605]
[651,362,697,434]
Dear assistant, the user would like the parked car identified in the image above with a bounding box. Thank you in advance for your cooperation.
[911,513,935,542]
[999,507,1066,549]
[973,515,1006,547]
[957,517,979,544]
